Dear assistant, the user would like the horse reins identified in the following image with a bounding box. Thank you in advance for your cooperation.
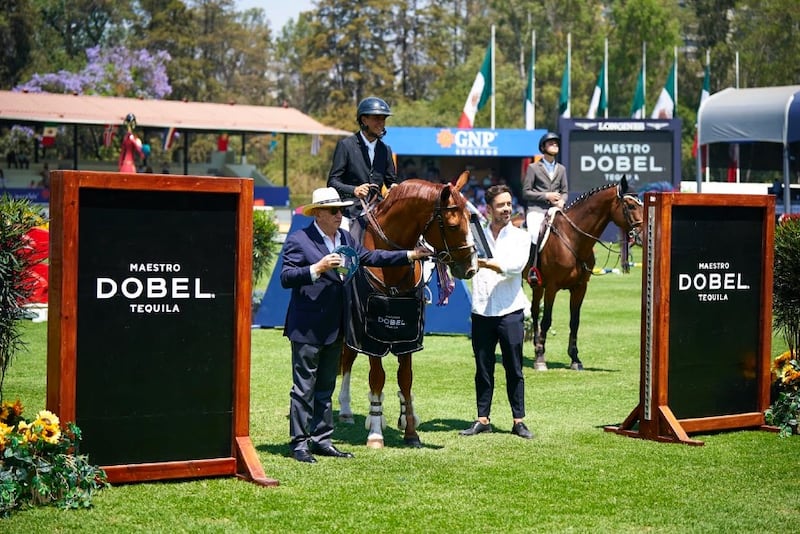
[548,193,643,274]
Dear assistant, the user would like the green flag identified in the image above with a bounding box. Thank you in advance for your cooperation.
[630,69,645,118]
[559,54,570,118]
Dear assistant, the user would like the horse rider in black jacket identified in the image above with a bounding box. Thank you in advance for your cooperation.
[327,97,400,224]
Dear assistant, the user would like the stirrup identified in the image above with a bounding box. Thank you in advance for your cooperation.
[527,266,542,286]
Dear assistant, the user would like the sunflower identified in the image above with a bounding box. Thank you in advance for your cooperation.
[16,420,31,444]
[0,421,12,451]
[32,410,62,445]
[0,399,24,426]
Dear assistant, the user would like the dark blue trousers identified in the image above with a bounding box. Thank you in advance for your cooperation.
[470,310,526,419]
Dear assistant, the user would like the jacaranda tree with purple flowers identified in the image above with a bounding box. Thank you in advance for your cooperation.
[15,45,171,99]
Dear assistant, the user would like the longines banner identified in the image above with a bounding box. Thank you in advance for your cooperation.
[558,118,682,192]
[75,188,237,465]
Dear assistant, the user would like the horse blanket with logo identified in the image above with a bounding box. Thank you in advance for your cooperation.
[344,266,425,357]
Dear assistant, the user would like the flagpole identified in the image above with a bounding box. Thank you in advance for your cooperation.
[673,46,678,116]
[568,32,572,119]
[642,42,647,118]
[705,49,710,182]
[734,51,740,182]
[491,25,496,130]
[532,30,536,128]
[603,38,608,119]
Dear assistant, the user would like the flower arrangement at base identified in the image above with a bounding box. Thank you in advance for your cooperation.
[0,399,108,517]
[765,351,800,437]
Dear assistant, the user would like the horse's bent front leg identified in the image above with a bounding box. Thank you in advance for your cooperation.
[397,354,421,448]
[567,285,588,371]
[338,346,358,424]
[365,355,387,448]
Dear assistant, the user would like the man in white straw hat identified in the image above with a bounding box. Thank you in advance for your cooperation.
[280,187,431,464]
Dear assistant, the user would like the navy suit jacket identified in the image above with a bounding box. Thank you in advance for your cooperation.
[327,132,398,217]
[280,223,410,345]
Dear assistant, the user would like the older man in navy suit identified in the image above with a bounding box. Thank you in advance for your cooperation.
[281,187,431,463]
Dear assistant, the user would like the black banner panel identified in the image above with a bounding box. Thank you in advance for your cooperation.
[667,205,763,419]
[566,129,675,191]
[76,189,237,465]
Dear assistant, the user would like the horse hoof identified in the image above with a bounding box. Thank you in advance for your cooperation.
[570,361,584,371]
[534,361,548,371]
[339,414,354,424]
[366,438,384,449]
[404,436,423,448]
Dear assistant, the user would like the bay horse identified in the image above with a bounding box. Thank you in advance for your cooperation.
[525,176,643,371]
[339,173,477,448]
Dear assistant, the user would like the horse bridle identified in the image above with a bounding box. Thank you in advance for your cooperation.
[420,194,476,265]
[549,192,643,272]
[363,188,475,267]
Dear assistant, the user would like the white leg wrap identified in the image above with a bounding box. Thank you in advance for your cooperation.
[397,390,421,430]
[338,372,354,423]
[366,392,385,448]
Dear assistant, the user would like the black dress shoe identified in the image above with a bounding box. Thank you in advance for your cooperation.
[292,450,317,463]
[312,444,354,458]
[460,420,492,436]
[511,421,534,440]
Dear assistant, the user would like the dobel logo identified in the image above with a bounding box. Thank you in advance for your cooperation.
[378,315,406,327]
[677,262,751,302]
[96,277,215,299]
[95,261,217,314]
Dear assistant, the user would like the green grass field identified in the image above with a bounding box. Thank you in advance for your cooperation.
[3,266,798,533]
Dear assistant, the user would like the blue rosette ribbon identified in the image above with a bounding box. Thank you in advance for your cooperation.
[333,245,360,283]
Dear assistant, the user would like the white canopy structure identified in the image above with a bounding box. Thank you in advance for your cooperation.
[697,85,800,215]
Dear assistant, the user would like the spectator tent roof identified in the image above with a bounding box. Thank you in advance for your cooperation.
[697,85,800,214]
[0,90,349,136]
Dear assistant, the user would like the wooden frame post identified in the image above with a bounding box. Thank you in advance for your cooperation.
[47,170,277,485]
[606,192,775,445]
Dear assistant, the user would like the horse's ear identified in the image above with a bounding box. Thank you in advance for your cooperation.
[618,175,628,197]
[453,171,469,192]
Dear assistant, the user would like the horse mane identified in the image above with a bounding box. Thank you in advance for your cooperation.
[564,180,637,212]
[374,179,465,217]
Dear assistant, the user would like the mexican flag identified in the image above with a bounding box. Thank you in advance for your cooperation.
[41,125,58,148]
[587,63,606,119]
[651,61,676,118]
[524,50,535,130]
[630,69,645,119]
[558,55,570,118]
[458,43,493,129]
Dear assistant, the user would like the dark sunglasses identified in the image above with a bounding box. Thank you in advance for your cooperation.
[324,207,345,215]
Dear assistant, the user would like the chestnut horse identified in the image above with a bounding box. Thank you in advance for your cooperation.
[338,173,477,448]
[525,176,643,371]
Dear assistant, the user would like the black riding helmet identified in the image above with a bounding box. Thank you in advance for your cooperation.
[538,131,560,153]
[124,113,137,129]
[356,97,392,126]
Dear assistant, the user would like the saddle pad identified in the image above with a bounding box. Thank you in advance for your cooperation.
[365,294,423,344]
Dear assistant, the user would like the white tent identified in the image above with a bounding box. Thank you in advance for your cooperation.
[696,85,800,215]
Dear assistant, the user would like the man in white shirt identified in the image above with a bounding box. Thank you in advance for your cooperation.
[460,185,533,439]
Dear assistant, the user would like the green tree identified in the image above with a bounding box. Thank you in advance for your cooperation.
[0,0,36,89]
[0,197,45,398]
